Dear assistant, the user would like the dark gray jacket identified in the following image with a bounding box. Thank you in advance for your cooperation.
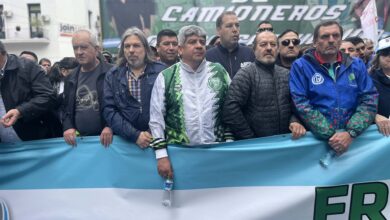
[223,60,297,140]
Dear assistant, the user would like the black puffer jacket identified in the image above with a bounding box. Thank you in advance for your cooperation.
[223,60,296,139]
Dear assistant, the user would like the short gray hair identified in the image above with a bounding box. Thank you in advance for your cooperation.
[177,25,207,46]
[73,29,99,47]
[117,27,154,66]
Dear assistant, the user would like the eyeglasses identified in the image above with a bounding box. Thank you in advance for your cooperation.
[257,27,273,33]
[379,49,390,57]
[281,39,301,47]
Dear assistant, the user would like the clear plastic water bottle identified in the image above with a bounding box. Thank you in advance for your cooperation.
[319,150,337,168]
[162,178,173,207]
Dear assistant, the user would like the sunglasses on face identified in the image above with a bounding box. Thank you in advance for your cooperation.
[257,27,273,33]
[379,49,390,57]
[281,39,300,47]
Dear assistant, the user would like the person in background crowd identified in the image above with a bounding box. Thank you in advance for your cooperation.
[223,30,306,140]
[62,29,113,147]
[206,11,255,78]
[276,29,301,70]
[149,25,232,179]
[369,37,390,136]
[149,45,159,61]
[257,20,273,33]
[290,21,378,155]
[103,27,166,148]
[59,57,79,77]
[207,35,220,50]
[156,29,179,67]
[39,57,52,73]
[47,58,79,137]
[344,36,366,60]
[0,41,56,142]
[48,63,62,102]
[363,38,375,68]
[102,51,113,64]
[19,50,38,63]
[50,57,79,98]
[299,43,313,55]
[340,40,358,57]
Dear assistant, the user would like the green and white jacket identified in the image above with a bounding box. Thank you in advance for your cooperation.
[149,59,232,158]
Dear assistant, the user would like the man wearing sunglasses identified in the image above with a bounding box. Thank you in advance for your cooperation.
[289,21,378,155]
[276,29,301,70]
[206,11,255,78]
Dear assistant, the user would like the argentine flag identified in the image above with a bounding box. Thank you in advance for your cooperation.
[0,125,390,220]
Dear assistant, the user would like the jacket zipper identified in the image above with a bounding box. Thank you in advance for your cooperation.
[272,69,281,132]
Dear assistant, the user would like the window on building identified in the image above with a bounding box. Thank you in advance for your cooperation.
[0,5,5,39]
[88,10,92,29]
[28,4,43,38]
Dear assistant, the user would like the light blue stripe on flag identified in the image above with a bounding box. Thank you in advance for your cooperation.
[0,125,389,190]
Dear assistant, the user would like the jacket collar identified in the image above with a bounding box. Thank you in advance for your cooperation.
[218,43,239,54]
[304,48,353,68]
[180,59,207,74]
[255,59,275,72]
[374,69,390,86]
[68,59,112,84]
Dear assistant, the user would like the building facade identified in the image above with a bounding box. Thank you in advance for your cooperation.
[0,0,101,62]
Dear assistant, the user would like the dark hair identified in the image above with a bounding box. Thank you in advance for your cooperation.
[216,11,236,28]
[48,62,62,83]
[156,29,177,46]
[101,51,113,64]
[299,43,314,55]
[59,57,79,69]
[150,46,158,58]
[39,58,51,65]
[257,20,272,28]
[313,21,343,43]
[0,41,6,55]
[208,35,220,46]
[344,36,364,46]
[277,29,299,43]
[20,51,38,61]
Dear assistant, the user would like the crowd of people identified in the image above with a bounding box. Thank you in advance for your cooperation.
[0,11,389,179]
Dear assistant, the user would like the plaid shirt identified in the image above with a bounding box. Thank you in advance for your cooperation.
[127,65,145,111]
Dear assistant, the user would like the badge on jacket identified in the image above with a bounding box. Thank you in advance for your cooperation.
[312,72,324,85]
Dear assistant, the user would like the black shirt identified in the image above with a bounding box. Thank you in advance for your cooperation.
[75,65,103,135]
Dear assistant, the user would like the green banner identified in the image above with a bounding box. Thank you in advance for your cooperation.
[100,0,390,49]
